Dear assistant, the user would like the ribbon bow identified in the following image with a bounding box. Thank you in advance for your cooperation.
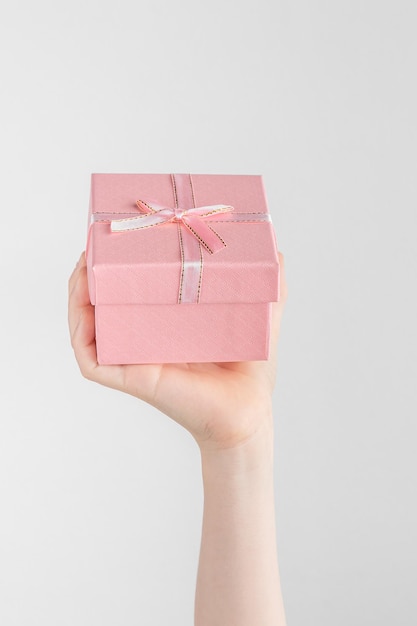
[111,200,234,254]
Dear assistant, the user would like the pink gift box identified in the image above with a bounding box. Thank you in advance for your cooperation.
[86,173,280,365]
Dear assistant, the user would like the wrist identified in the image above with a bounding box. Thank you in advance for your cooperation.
[198,417,275,480]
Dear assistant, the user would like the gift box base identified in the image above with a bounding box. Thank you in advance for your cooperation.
[95,302,272,365]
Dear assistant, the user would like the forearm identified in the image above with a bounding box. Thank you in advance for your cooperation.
[194,421,287,626]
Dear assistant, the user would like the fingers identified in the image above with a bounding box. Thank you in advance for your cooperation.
[68,251,100,379]
[68,251,86,297]
[68,252,90,340]
[278,251,288,304]
[270,251,288,349]
[68,252,132,393]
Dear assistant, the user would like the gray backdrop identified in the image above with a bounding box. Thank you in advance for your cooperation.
[1,1,416,625]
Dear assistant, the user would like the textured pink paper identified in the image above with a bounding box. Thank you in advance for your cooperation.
[86,173,280,364]
[95,303,271,364]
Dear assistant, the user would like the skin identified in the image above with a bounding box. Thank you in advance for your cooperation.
[68,250,288,626]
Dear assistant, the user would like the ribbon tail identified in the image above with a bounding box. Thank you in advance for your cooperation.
[136,200,168,214]
[178,225,202,304]
[111,213,169,231]
[182,215,226,254]
[185,204,234,217]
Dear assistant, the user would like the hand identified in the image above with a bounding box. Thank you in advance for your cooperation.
[68,251,288,452]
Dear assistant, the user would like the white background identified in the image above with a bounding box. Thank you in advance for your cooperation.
[1,1,416,624]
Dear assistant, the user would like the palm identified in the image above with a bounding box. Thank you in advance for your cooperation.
[124,357,276,448]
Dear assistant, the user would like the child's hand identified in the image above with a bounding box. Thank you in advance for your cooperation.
[68,251,288,452]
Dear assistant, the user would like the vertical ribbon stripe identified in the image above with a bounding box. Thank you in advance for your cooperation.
[172,173,203,303]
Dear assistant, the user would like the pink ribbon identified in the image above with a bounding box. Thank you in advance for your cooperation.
[91,173,272,304]
[110,200,234,255]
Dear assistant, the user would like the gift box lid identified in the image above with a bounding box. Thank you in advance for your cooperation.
[87,173,280,306]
